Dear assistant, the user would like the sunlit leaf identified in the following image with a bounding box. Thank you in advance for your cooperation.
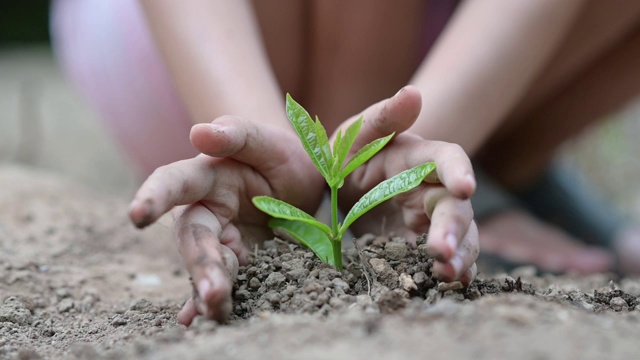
[340,162,435,235]
[339,133,394,179]
[269,218,336,266]
[252,196,332,237]
[286,94,331,179]
[335,117,362,172]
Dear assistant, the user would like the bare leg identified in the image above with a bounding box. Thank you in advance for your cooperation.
[476,1,640,273]
[479,0,640,189]
[302,0,425,133]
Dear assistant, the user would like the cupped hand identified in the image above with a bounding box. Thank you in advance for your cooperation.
[128,116,325,326]
[335,86,479,284]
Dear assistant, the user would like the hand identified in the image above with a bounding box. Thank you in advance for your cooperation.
[128,116,325,326]
[335,86,479,284]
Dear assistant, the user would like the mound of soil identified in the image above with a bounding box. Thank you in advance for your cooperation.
[2,166,640,360]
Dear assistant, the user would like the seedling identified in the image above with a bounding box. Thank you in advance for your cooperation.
[252,95,435,270]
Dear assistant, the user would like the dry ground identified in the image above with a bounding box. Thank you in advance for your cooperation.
[2,47,640,360]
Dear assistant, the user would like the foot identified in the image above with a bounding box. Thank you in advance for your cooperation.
[478,209,615,274]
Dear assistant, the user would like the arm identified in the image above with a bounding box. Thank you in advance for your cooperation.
[140,0,289,128]
[409,0,585,154]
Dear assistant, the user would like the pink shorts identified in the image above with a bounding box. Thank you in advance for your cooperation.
[51,0,457,177]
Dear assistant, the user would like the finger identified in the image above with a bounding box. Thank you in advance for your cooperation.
[177,299,199,326]
[458,262,478,286]
[423,186,474,261]
[432,220,480,282]
[338,86,422,152]
[129,156,217,228]
[190,116,293,173]
[405,141,476,199]
[174,204,240,324]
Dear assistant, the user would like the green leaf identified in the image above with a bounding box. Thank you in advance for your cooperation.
[335,117,362,173]
[339,133,394,179]
[340,162,436,235]
[315,115,332,170]
[269,218,336,266]
[286,94,331,179]
[252,196,333,237]
[331,128,343,175]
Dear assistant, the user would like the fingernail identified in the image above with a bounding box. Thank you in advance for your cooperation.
[446,233,457,253]
[394,86,406,97]
[450,256,463,279]
[197,279,211,301]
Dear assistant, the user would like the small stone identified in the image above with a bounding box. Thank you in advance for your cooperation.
[286,268,309,282]
[377,289,409,314]
[55,288,72,300]
[111,315,127,327]
[57,298,74,313]
[249,277,261,290]
[331,278,350,293]
[424,288,439,305]
[235,290,251,301]
[399,273,417,292]
[265,292,281,305]
[610,297,628,312]
[437,281,463,292]
[315,292,330,306]
[369,258,398,288]
[384,242,409,260]
[129,298,152,312]
[329,297,345,309]
[264,272,287,289]
[417,244,430,257]
[413,272,428,286]
[303,281,325,294]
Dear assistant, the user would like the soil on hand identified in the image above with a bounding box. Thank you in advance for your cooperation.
[2,166,640,360]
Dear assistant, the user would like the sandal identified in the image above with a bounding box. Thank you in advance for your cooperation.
[473,161,627,275]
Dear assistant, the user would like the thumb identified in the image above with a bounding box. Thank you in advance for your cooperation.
[339,86,422,152]
[190,115,293,171]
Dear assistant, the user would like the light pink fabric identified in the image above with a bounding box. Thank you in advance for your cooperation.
[51,0,196,177]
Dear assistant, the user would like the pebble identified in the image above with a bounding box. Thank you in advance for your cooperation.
[303,282,325,294]
[235,290,251,301]
[111,316,127,327]
[57,298,74,313]
[0,297,33,325]
[264,272,287,288]
[265,292,281,305]
[399,273,417,292]
[369,258,398,288]
[610,297,628,312]
[331,278,350,293]
[286,268,309,282]
[417,244,430,257]
[412,271,427,283]
[437,281,463,292]
[249,277,262,290]
[384,242,409,260]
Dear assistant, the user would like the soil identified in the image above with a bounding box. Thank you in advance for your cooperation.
[2,165,640,360]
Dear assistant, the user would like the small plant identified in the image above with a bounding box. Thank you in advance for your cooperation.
[252,95,435,270]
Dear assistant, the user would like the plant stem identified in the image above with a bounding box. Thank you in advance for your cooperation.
[330,185,342,269]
